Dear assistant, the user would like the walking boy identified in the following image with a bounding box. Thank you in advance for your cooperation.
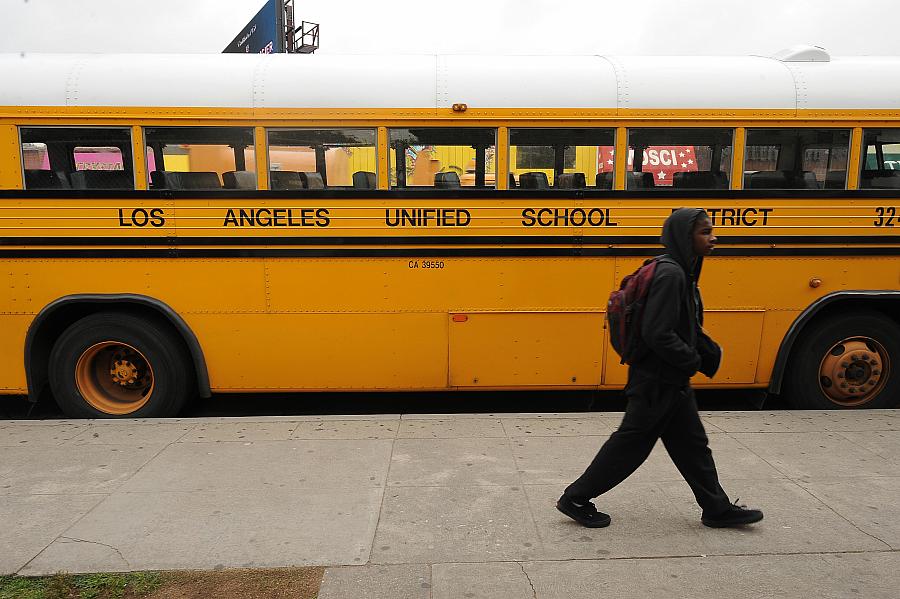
[557,207,763,528]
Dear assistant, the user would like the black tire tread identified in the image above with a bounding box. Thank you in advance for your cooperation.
[48,312,193,418]
[785,310,900,410]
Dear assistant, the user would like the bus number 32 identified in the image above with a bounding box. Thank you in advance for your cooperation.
[874,207,897,227]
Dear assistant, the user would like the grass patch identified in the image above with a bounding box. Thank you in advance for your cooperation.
[0,574,46,599]
[0,572,161,599]
[0,567,322,599]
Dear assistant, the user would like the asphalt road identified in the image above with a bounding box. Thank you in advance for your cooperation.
[1,388,783,420]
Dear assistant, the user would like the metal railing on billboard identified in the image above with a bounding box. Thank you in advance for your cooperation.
[290,21,320,54]
[284,0,319,54]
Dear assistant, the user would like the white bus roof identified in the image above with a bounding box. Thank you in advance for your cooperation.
[2,52,900,111]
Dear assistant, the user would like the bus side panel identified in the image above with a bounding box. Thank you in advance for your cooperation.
[755,310,802,386]
[0,260,268,315]
[264,257,607,314]
[264,256,613,390]
[602,348,629,386]
[0,315,32,392]
[185,312,448,390]
[701,311,764,383]
[448,312,604,387]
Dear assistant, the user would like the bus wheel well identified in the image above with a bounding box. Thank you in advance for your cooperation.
[770,292,900,396]
[26,295,211,404]
[804,299,900,327]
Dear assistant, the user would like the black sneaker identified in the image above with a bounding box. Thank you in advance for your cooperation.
[556,494,611,528]
[701,499,763,528]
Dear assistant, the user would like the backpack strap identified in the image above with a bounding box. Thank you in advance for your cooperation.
[654,254,678,267]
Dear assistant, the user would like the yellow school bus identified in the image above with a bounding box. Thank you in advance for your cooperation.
[1,49,898,417]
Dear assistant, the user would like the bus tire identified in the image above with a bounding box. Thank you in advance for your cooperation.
[784,311,900,409]
[48,312,193,418]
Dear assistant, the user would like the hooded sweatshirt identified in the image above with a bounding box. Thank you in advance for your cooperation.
[632,208,706,384]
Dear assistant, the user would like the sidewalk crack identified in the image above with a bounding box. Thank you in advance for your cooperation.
[59,536,132,569]
[44,439,174,554]
[792,482,894,550]
[835,430,894,462]
[507,427,548,554]
[367,418,399,566]
[518,562,537,599]
[728,429,893,549]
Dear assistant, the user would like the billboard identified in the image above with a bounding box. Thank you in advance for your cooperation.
[223,0,283,54]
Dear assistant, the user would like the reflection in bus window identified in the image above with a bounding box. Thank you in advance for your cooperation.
[508,128,616,189]
[267,129,377,190]
[389,128,496,188]
[20,127,134,190]
[744,129,850,190]
[144,127,256,190]
[626,129,733,190]
[861,129,900,189]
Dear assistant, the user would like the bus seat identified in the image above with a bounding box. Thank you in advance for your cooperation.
[149,170,165,189]
[673,171,729,189]
[151,171,221,190]
[595,172,613,189]
[222,170,257,190]
[24,169,70,189]
[714,171,730,188]
[434,171,460,188]
[174,171,222,190]
[508,173,517,188]
[556,172,586,189]
[627,172,655,189]
[352,171,376,189]
[746,170,819,189]
[860,169,900,189]
[801,171,820,189]
[746,171,784,188]
[299,172,325,189]
[70,170,133,190]
[269,171,304,190]
[519,172,549,189]
[823,170,847,189]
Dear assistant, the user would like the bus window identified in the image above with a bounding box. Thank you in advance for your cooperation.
[20,127,134,190]
[508,128,616,189]
[267,129,376,190]
[626,128,733,190]
[389,128,496,189]
[144,127,256,190]
[861,129,900,189]
[744,129,850,190]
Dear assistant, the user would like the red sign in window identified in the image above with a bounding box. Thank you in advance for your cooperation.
[598,146,699,186]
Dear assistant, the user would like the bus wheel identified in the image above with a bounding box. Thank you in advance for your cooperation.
[48,313,193,418]
[785,312,900,409]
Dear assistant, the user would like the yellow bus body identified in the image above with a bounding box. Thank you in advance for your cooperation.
[1,106,898,406]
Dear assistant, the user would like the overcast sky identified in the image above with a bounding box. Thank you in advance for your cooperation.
[3,0,898,56]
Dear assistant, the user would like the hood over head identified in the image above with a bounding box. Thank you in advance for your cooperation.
[661,207,707,280]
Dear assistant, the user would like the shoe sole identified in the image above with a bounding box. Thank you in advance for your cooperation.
[701,513,764,528]
[556,502,611,528]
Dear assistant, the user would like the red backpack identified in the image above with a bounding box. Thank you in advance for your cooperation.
[606,257,667,364]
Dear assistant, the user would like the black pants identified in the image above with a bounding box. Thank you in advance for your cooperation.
[565,372,731,515]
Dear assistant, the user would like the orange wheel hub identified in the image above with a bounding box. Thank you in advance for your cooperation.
[75,341,155,415]
[818,337,889,407]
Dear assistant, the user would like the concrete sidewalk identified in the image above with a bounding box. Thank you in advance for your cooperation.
[1,410,899,598]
